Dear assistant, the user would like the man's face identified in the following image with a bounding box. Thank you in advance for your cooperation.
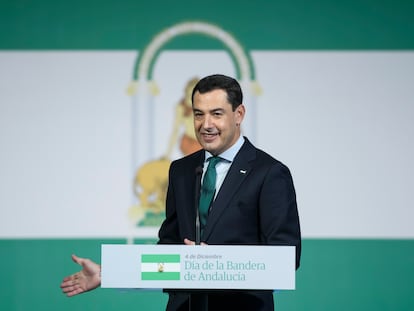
[192,89,245,155]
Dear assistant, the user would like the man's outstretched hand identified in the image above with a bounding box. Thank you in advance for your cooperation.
[60,254,101,297]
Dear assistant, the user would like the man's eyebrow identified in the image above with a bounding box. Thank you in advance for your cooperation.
[210,108,225,113]
[192,108,225,113]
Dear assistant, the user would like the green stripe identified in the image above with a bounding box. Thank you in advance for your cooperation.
[1,238,414,310]
[141,272,180,281]
[141,254,180,263]
[1,0,414,49]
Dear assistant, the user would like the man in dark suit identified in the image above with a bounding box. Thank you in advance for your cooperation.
[60,74,301,311]
[159,74,301,310]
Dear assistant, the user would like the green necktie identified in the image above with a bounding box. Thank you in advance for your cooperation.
[199,156,221,226]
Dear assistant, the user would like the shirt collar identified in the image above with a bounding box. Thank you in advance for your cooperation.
[204,135,245,163]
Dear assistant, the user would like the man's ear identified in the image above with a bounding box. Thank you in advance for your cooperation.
[235,104,246,124]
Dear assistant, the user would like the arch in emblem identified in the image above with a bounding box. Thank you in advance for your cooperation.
[131,21,256,87]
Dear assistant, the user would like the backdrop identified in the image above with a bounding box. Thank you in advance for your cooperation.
[1,1,413,310]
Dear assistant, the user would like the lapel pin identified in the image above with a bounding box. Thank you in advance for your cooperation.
[240,169,247,174]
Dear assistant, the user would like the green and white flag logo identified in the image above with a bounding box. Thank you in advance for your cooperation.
[141,254,181,281]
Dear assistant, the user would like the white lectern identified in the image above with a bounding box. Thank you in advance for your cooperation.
[101,244,296,310]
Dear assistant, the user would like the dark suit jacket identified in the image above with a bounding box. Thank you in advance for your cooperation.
[158,138,301,311]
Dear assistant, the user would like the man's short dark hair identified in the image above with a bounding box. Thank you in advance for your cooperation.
[191,74,243,111]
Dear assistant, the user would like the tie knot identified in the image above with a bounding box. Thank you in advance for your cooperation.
[207,156,221,168]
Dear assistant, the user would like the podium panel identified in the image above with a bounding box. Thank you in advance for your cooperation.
[101,244,295,290]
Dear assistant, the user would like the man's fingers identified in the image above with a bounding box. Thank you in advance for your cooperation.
[63,285,84,297]
[72,254,84,263]
[184,238,208,245]
[62,276,72,284]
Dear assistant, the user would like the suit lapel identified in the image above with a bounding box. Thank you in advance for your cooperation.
[202,139,256,239]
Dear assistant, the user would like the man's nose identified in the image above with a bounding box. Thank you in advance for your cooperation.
[202,115,212,128]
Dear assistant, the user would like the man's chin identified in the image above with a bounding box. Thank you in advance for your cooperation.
[200,142,219,154]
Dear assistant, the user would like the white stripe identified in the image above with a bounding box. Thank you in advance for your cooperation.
[141,263,180,272]
[1,51,414,238]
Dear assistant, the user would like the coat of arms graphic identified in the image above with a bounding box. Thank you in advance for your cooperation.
[126,21,261,242]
